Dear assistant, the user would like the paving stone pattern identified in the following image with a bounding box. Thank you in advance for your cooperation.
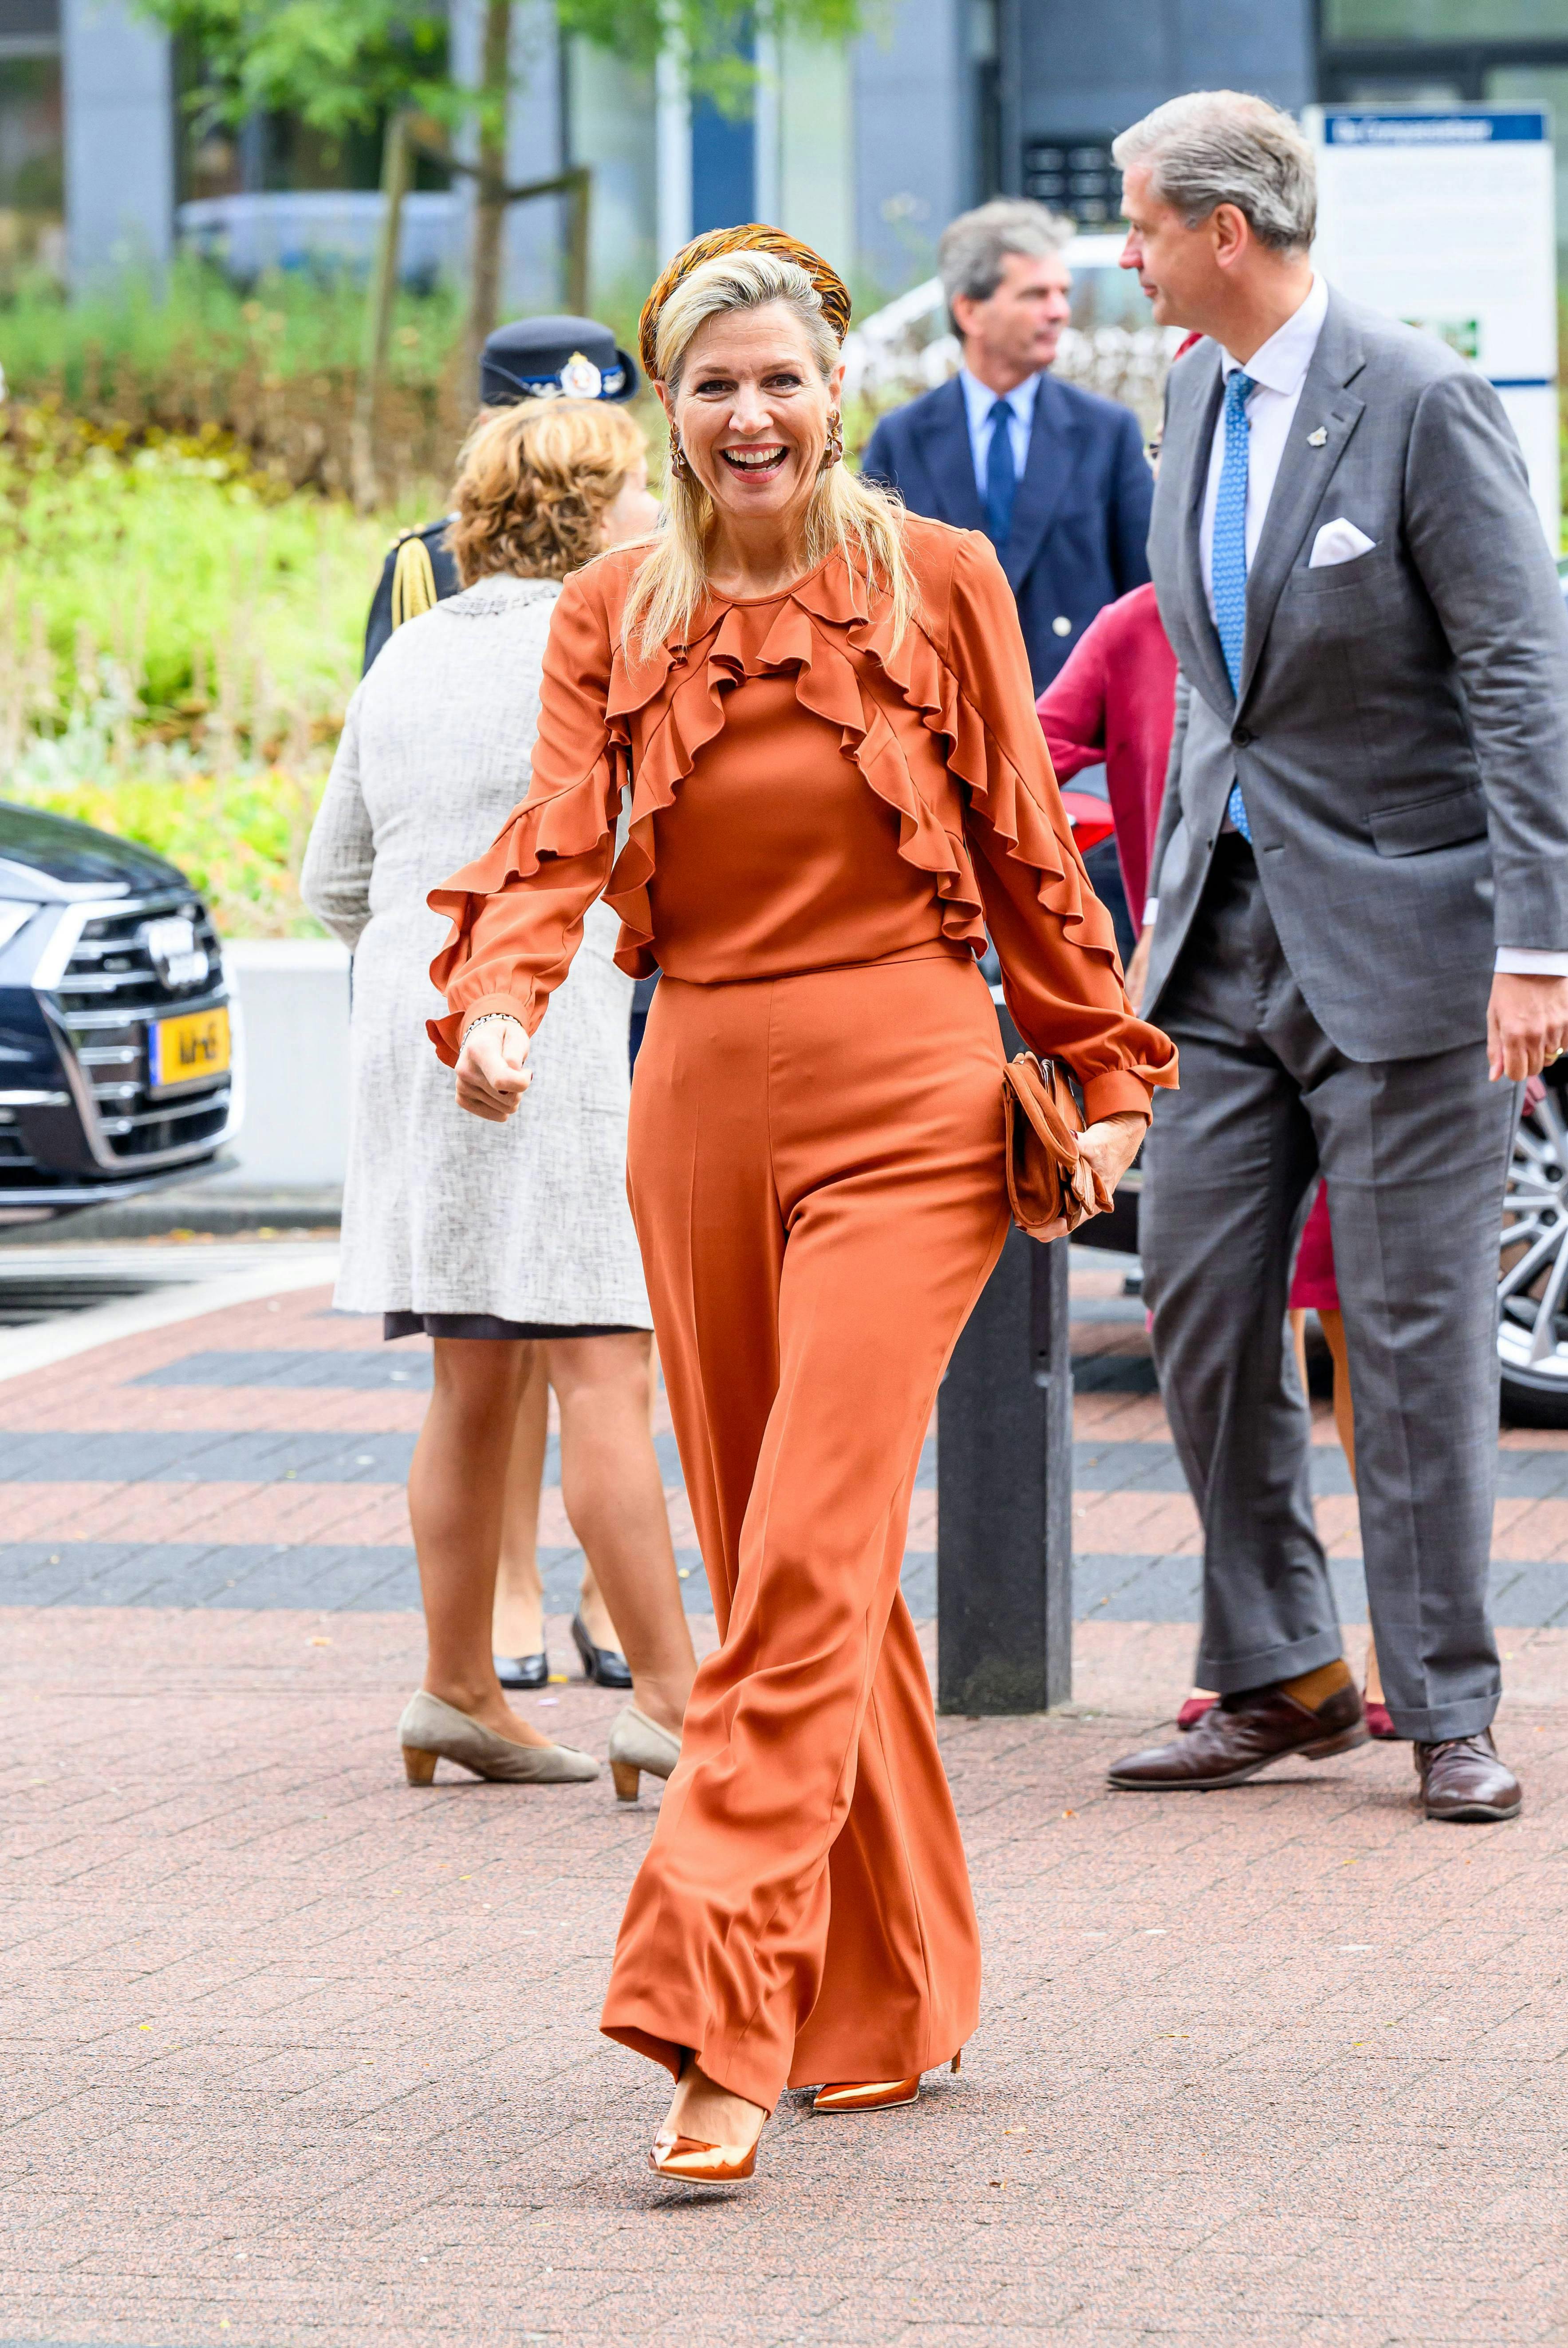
[4,1606,1568,2346]
[2,1264,1565,1629]
[3,1270,1568,2342]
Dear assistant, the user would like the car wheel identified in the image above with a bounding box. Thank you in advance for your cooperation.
[1498,1080,1568,1427]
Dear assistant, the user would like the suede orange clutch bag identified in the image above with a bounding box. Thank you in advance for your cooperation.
[1001,1053,1113,1243]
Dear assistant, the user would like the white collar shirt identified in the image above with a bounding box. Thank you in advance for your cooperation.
[958,366,1039,499]
[1198,271,1329,617]
[1176,271,1567,975]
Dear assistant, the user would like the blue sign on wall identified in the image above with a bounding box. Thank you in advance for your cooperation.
[1323,110,1548,146]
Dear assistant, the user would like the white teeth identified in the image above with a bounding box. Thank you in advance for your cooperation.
[722,447,785,470]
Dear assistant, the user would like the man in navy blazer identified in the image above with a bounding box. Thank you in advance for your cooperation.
[861,199,1154,693]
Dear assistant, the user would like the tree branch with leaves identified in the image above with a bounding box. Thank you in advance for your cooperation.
[135,0,867,498]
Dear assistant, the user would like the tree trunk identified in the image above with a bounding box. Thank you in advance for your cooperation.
[351,108,411,510]
[464,0,512,403]
[565,165,591,316]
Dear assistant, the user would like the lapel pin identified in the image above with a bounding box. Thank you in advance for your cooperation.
[1307,426,1328,447]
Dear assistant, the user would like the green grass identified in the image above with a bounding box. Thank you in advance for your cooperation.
[0,409,412,722]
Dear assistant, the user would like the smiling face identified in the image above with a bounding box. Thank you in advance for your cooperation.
[659,301,843,534]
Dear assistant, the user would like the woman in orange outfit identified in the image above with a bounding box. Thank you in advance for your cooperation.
[428,226,1176,2184]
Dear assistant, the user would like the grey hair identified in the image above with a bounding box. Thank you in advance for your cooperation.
[1111,91,1316,253]
[938,198,1072,330]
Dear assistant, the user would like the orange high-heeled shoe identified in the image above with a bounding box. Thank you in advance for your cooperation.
[648,2131,761,2183]
[813,2050,961,2112]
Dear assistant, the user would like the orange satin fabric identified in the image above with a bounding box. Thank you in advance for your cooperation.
[602,952,1005,2106]
[427,517,1177,1125]
[426,518,1177,2111]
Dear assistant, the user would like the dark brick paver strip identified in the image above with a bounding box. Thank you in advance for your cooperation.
[1,1266,1566,2344]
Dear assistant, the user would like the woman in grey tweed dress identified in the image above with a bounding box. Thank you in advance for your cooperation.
[303,399,695,1792]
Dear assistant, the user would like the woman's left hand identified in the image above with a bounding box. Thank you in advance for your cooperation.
[1077,1110,1147,1199]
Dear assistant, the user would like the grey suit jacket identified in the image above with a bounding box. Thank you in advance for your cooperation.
[1144,286,1568,1061]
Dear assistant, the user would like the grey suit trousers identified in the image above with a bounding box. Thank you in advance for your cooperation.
[1140,839,1514,1742]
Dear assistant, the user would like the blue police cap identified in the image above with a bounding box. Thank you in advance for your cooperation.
[480,315,640,406]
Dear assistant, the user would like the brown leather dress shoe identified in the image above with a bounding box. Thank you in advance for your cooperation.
[1415,1728,1521,1823]
[1107,1680,1368,1791]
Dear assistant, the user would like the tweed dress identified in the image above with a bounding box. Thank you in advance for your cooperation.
[301,572,650,1330]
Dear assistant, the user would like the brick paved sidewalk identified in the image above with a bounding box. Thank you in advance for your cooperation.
[3,1268,1568,2346]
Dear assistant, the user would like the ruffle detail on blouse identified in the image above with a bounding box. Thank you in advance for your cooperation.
[591,548,1122,973]
[790,558,1123,969]
[429,533,1128,1029]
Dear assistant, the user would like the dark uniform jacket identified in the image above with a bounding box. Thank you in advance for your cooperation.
[362,516,461,673]
[860,372,1154,694]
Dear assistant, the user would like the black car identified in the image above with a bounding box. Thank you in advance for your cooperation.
[0,801,239,1224]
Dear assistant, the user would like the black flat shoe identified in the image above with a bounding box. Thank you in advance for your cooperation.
[494,1651,548,1692]
[571,1613,632,1689]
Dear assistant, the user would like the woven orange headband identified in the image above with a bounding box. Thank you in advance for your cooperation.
[638,225,852,383]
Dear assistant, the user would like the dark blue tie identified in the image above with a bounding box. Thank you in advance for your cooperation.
[985,396,1016,547]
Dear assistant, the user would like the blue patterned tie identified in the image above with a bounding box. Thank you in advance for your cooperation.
[985,395,1017,547]
[1212,369,1256,841]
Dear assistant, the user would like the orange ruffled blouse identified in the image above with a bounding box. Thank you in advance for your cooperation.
[428,516,1175,1127]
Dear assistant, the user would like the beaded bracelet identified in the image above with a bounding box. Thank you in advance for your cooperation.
[461,1010,524,1045]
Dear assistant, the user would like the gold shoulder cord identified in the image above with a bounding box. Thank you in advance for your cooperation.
[390,535,440,632]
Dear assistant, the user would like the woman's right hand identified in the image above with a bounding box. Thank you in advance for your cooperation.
[454,1016,531,1121]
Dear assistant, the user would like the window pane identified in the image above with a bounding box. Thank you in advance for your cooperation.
[0,55,62,286]
[1327,0,1568,34]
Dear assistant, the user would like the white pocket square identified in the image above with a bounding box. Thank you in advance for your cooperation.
[1308,518,1378,568]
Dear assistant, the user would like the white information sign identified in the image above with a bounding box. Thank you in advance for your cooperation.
[1307,107,1560,549]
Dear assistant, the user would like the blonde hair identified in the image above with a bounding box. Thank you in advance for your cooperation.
[623,248,913,656]
[448,399,647,586]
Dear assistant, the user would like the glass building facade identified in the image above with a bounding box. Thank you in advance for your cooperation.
[0,0,62,285]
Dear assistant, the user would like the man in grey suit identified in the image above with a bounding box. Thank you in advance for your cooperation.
[1104,91,1568,1821]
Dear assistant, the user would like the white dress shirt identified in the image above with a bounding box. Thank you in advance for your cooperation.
[1198,271,1328,618]
[1150,272,1567,977]
[958,366,1037,499]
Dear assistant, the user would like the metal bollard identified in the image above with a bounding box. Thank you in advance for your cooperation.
[936,1003,1073,1715]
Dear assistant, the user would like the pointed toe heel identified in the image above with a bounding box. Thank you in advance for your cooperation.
[648,2132,760,2183]
[814,2049,963,2111]
[607,1705,680,1803]
[813,2076,920,2112]
[396,1690,601,1786]
[571,1613,633,1689]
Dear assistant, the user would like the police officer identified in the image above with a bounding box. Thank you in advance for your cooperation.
[361,312,641,672]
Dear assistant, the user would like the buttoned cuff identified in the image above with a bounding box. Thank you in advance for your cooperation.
[1496,948,1568,976]
[1142,898,1158,927]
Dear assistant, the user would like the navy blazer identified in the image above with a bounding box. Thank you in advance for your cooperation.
[860,373,1154,692]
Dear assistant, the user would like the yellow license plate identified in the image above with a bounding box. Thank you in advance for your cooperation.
[149,1005,231,1093]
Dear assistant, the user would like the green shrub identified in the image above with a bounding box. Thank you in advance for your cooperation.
[0,259,469,491]
[0,399,416,936]
[5,769,327,939]
[0,401,415,733]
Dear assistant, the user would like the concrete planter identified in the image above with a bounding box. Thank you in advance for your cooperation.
[215,939,351,1191]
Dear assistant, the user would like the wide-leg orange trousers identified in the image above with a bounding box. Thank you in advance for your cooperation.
[599,944,1011,2111]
